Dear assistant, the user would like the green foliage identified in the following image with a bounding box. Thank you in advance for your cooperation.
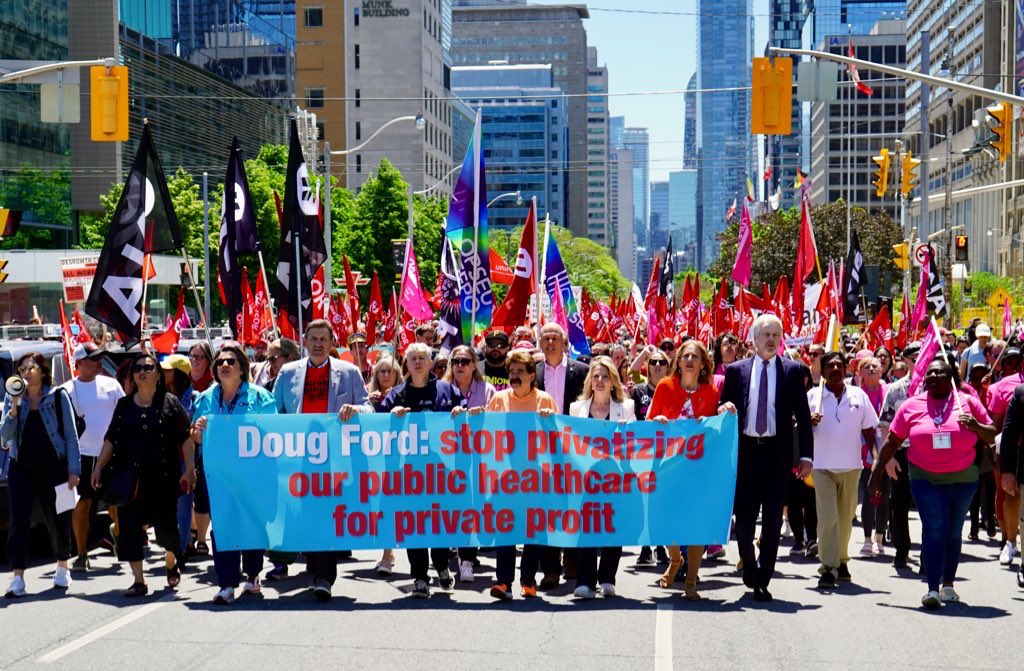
[0,164,72,250]
[962,271,1024,307]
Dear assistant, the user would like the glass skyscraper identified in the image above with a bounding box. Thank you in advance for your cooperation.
[810,0,906,40]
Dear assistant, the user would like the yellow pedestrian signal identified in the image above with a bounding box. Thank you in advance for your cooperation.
[892,242,909,271]
[872,148,890,198]
[955,235,969,262]
[90,65,129,142]
[900,151,921,197]
[987,102,1012,162]
[751,57,793,136]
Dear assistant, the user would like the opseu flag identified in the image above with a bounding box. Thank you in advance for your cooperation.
[543,224,590,359]
[491,199,536,331]
[219,137,259,340]
[86,123,183,347]
[274,119,327,335]
[445,110,491,342]
[731,200,752,287]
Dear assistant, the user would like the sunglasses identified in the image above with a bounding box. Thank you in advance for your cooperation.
[649,361,667,368]
[16,364,38,374]
[659,344,675,352]
[486,341,509,348]
[215,358,239,368]
[133,363,157,373]
[451,358,473,366]
[433,361,448,369]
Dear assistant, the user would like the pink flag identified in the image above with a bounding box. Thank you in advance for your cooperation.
[908,319,941,396]
[550,278,569,331]
[399,238,434,320]
[1004,298,1012,339]
[910,266,929,334]
[731,200,752,287]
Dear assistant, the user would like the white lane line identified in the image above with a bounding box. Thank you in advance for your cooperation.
[655,603,674,671]
[37,593,175,663]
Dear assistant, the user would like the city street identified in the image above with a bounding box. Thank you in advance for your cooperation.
[1,513,1021,671]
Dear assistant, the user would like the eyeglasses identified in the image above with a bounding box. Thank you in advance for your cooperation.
[16,364,38,374]
[215,358,239,368]
[451,358,473,367]
[133,363,157,373]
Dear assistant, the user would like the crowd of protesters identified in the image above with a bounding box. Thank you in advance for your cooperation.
[4,314,1024,611]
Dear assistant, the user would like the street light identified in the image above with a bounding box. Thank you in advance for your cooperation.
[487,191,523,208]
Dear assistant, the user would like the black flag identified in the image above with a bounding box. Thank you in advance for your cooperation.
[274,120,327,333]
[659,234,675,311]
[926,244,947,317]
[219,137,259,339]
[86,123,183,347]
[842,229,867,324]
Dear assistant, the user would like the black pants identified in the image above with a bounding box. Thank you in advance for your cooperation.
[495,544,544,587]
[117,492,181,564]
[539,546,574,575]
[889,450,913,559]
[576,547,622,589]
[969,471,997,536]
[306,552,340,585]
[407,548,450,582]
[734,438,789,589]
[211,532,264,588]
[786,472,817,545]
[860,467,890,538]
[457,547,477,563]
[6,458,73,570]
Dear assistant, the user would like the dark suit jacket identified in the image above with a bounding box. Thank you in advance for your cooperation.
[999,384,1024,482]
[719,356,814,466]
[536,357,590,414]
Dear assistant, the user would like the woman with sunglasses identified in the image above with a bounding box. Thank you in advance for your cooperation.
[443,344,496,582]
[91,352,196,597]
[713,332,740,391]
[632,350,672,567]
[259,338,300,393]
[649,340,721,600]
[869,356,996,609]
[187,342,215,555]
[1,353,81,598]
[190,344,277,604]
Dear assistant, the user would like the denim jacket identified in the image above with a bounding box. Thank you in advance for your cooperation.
[0,385,82,475]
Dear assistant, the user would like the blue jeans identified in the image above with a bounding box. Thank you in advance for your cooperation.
[910,477,978,592]
[176,491,194,556]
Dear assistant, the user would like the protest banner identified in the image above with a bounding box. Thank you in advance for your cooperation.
[204,412,739,552]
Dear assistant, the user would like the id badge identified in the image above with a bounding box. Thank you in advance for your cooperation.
[932,432,951,450]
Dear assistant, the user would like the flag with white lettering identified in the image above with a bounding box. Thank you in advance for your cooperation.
[219,137,259,339]
[85,123,182,347]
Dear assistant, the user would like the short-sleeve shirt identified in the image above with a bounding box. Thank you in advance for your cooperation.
[888,391,991,475]
[647,376,720,420]
[962,341,987,371]
[807,384,879,471]
[630,382,656,420]
[485,388,558,413]
[987,373,1024,420]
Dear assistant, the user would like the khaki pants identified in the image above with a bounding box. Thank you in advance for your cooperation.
[813,469,861,570]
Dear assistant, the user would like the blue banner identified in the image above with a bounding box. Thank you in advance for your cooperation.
[204,412,739,552]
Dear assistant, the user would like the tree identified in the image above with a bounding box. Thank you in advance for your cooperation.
[0,164,72,250]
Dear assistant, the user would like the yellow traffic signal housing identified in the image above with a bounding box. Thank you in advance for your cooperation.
[900,151,921,197]
[872,147,890,198]
[987,103,1012,162]
[751,57,793,135]
[892,242,909,271]
[90,65,129,142]
[955,235,969,262]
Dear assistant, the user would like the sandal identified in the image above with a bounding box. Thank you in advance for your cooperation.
[124,582,149,597]
[657,576,674,589]
[683,582,702,601]
[166,563,181,588]
[195,541,210,556]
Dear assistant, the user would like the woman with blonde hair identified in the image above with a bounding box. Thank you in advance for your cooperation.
[648,339,721,600]
[569,356,636,598]
[367,355,403,410]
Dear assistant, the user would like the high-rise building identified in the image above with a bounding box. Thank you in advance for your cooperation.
[809,20,905,222]
[650,181,669,253]
[683,72,697,169]
[623,127,649,274]
[451,2,591,239]
[451,63,567,230]
[586,47,611,247]
[610,147,635,282]
[696,0,754,271]
[811,0,906,41]
[610,115,625,150]
[669,170,698,264]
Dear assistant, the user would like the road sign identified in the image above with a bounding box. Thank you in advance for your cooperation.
[913,243,931,268]
[60,254,99,302]
[987,287,1012,309]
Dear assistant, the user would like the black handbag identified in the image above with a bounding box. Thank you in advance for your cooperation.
[56,388,86,438]
[100,463,140,506]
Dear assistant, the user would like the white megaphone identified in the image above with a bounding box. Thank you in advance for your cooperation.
[4,376,26,399]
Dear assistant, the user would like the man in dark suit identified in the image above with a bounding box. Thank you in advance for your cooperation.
[719,314,813,601]
[535,322,590,587]
[998,383,1024,588]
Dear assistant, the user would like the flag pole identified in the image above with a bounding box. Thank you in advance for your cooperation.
[932,315,964,414]
[470,110,481,346]
[180,248,213,349]
[257,249,280,340]
[140,257,151,348]
[532,199,543,339]
[294,221,303,346]
[816,313,838,413]
[541,215,551,324]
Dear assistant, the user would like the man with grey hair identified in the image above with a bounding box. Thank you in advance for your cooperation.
[719,313,814,602]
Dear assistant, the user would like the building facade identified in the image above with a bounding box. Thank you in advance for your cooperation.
[585,47,611,247]
[669,169,698,265]
[610,147,634,281]
[623,127,650,276]
[650,180,669,253]
[683,72,697,169]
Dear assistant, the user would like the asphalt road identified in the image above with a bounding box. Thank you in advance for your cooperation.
[1,513,1022,671]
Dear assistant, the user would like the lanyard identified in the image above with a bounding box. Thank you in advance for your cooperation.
[929,397,951,427]
[219,388,243,415]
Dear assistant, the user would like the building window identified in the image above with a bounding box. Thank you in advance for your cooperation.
[306,88,324,108]
[551,150,558,159]
[353,7,359,26]
[355,121,361,140]
[356,154,362,173]
[316,121,326,140]
[304,7,323,27]
[354,44,360,69]
[355,89,360,107]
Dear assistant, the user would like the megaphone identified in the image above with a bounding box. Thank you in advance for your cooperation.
[4,376,26,399]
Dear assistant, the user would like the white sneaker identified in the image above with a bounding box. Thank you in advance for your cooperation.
[242,577,261,595]
[872,541,885,556]
[573,585,598,599]
[781,520,793,538]
[459,560,474,583]
[921,590,941,609]
[939,585,960,602]
[599,582,616,597]
[5,575,26,598]
[999,540,1016,566]
[213,587,235,604]
[860,541,874,557]
[53,567,71,589]
[375,558,394,576]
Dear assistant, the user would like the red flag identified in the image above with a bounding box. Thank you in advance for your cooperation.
[644,256,661,311]
[816,263,837,324]
[760,282,775,316]
[398,310,416,356]
[848,38,874,96]
[489,248,515,285]
[382,289,399,342]
[365,271,383,347]
[240,270,262,345]
[697,302,714,346]
[896,292,910,349]
[253,270,271,338]
[329,294,351,346]
[312,265,328,321]
[277,311,298,340]
[142,254,157,282]
[867,305,894,352]
[152,289,188,354]
[734,288,754,341]
[342,255,361,330]
[713,278,732,336]
[72,309,94,344]
[59,300,75,376]
[492,202,537,330]
[773,276,792,335]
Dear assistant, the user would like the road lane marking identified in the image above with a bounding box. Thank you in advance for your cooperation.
[655,603,674,671]
[37,593,175,663]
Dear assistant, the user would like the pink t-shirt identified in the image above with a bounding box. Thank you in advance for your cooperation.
[987,373,1024,419]
[888,391,991,474]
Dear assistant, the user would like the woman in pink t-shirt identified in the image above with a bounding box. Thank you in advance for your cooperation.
[869,356,996,610]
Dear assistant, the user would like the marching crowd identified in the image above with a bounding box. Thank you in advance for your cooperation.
[3,314,1024,611]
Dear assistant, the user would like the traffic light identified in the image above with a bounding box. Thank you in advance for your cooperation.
[892,242,910,271]
[872,148,891,198]
[986,102,1012,162]
[955,235,969,262]
[900,151,921,197]
[751,57,793,135]
[90,65,129,142]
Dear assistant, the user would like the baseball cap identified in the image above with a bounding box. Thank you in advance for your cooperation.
[347,332,367,346]
[72,343,103,363]
[1003,346,1022,360]
[976,324,992,337]
[485,330,510,346]
[902,342,922,357]
[159,354,191,375]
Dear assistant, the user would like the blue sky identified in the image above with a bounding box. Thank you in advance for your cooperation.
[534,1,767,182]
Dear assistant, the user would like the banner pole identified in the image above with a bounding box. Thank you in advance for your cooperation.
[257,249,280,340]
[180,247,213,349]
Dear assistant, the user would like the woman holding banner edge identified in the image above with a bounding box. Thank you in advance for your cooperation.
[190,343,277,605]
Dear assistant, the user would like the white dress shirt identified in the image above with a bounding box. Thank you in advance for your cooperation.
[544,356,568,414]
[745,355,777,437]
